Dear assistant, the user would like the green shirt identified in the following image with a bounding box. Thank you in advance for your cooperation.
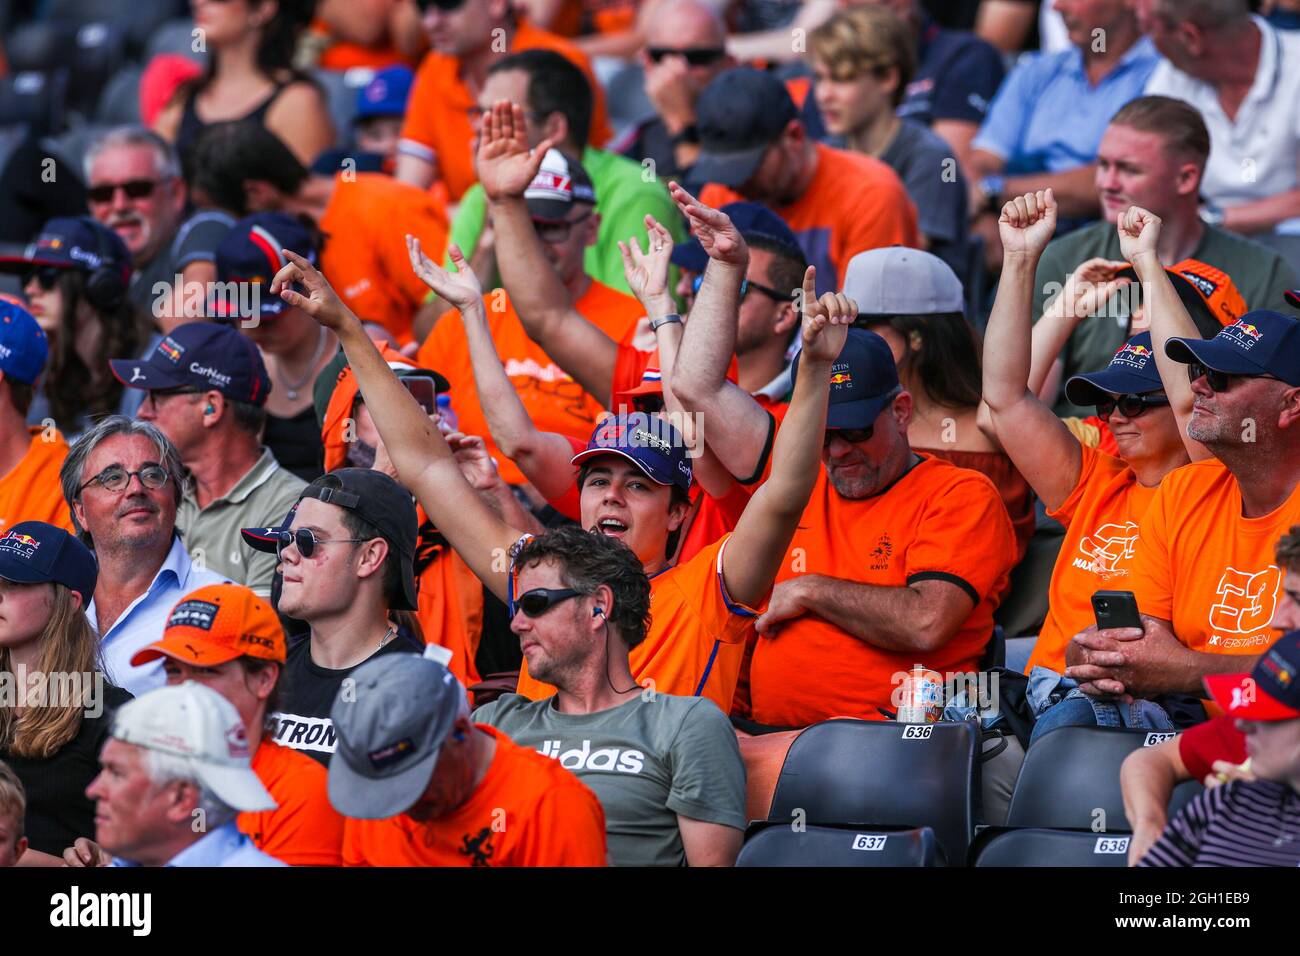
[175,449,306,597]
[474,691,747,867]
[446,146,685,296]
[1032,220,1299,416]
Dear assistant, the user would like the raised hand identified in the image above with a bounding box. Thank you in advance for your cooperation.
[475,100,561,202]
[799,265,854,363]
[407,236,483,310]
[998,189,1058,260]
[1051,256,1132,323]
[446,431,500,493]
[668,180,747,266]
[618,214,676,313]
[270,248,354,331]
[1117,204,1162,266]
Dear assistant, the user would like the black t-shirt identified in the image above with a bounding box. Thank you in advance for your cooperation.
[270,628,423,766]
[264,407,325,484]
[5,682,132,856]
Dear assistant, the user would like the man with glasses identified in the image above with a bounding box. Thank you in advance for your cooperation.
[240,469,424,765]
[110,322,305,597]
[58,417,226,696]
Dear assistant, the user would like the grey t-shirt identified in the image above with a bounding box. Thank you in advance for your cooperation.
[1031,219,1299,416]
[474,692,747,867]
[880,118,970,276]
[126,209,235,316]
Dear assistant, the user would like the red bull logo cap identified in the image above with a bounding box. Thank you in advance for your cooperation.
[0,520,97,602]
[1065,331,1165,407]
[1166,309,1300,386]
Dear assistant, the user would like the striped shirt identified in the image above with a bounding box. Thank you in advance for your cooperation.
[1141,780,1300,867]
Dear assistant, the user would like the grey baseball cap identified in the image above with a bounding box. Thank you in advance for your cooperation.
[327,653,466,819]
[842,247,964,317]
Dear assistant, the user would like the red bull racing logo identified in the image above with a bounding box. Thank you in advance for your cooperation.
[157,338,184,362]
[0,531,40,557]
[1224,320,1263,350]
[1114,343,1152,369]
[829,371,852,386]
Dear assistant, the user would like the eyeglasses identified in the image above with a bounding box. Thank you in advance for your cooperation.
[690,275,794,302]
[1095,392,1170,421]
[415,0,467,11]
[1186,360,1277,393]
[22,265,64,291]
[77,464,170,495]
[823,426,874,447]
[646,47,726,66]
[515,587,586,618]
[273,528,371,560]
[535,211,593,244]
[86,179,160,204]
[144,387,202,407]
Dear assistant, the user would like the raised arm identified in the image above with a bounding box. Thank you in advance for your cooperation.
[666,183,775,483]
[981,189,1084,512]
[478,100,620,406]
[1027,256,1132,398]
[270,248,523,602]
[720,267,853,608]
[1115,205,1211,463]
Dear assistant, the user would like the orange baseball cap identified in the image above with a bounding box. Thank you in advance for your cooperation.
[131,583,286,667]
[1167,259,1247,328]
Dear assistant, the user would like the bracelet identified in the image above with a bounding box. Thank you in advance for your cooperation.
[649,313,683,332]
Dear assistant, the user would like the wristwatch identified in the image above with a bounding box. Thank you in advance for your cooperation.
[670,124,699,147]
[649,313,683,332]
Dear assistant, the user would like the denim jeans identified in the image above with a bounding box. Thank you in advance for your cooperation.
[1027,670,1176,745]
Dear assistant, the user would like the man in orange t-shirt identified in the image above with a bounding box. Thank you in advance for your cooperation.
[395,0,611,200]
[690,67,919,297]
[331,653,607,866]
[130,584,346,866]
[0,300,72,532]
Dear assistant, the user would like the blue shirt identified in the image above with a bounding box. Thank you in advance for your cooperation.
[973,37,1159,174]
[89,534,228,698]
[112,821,286,867]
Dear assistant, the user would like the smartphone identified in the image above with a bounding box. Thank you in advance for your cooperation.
[401,375,438,416]
[1092,590,1142,631]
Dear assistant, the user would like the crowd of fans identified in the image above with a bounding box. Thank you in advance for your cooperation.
[0,0,1298,869]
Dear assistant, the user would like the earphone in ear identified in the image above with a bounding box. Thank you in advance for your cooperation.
[452,730,467,742]
[593,607,605,618]
[205,404,216,414]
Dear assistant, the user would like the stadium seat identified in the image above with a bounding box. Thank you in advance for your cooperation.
[766,718,980,864]
[0,70,68,137]
[145,18,207,65]
[969,827,1132,867]
[736,728,800,823]
[48,0,187,56]
[1006,725,1204,831]
[7,19,128,119]
[95,66,143,126]
[737,822,942,867]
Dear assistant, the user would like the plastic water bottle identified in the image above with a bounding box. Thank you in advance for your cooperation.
[436,393,458,433]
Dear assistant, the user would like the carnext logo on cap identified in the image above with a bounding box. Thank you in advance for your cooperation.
[1224,320,1263,350]
[190,363,232,388]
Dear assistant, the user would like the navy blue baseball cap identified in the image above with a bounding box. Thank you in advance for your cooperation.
[110,322,271,405]
[0,521,97,601]
[1064,332,1164,407]
[212,213,319,320]
[792,327,900,430]
[0,216,132,285]
[355,65,414,121]
[0,300,49,385]
[571,413,693,492]
[689,67,796,190]
[1165,310,1300,386]
[671,201,802,274]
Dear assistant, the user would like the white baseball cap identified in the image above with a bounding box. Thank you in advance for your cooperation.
[110,681,276,812]
[842,247,965,317]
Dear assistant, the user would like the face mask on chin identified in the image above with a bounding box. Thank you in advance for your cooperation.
[347,439,378,470]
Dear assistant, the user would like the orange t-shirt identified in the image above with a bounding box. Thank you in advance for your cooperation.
[239,740,345,866]
[1028,444,1161,674]
[0,428,73,533]
[1130,459,1300,655]
[398,19,613,202]
[749,456,1016,727]
[417,281,643,485]
[700,144,920,296]
[342,724,608,866]
[319,172,449,345]
[514,534,759,711]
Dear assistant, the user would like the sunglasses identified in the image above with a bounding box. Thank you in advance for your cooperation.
[273,528,372,560]
[416,0,467,11]
[690,275,794,302]
[824,426,873,447]
[535,211,593,244]
[515,587,586,618]
[77,464,170,495]
[1095,392,1170,422]
[1186,360,1277,393]
[87,179,160,204]
[646,47,726,66]
[22,265,64,291]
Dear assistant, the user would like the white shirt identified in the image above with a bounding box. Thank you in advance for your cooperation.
[1145,16,1300,230]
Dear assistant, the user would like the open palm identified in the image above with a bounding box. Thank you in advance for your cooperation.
[475,100,559,201]
[407,236,482,310]
[619,214,675,309]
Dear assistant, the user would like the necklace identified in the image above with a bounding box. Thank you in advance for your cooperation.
[276,327,328,400]
[377,625,396,651]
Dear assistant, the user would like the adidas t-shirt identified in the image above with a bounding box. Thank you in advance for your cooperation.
[271,629,423,766]
[474,692,746,867]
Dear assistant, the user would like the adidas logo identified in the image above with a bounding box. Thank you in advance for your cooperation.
[538,739,645,774]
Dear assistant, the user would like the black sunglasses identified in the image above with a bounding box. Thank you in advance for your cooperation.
[23,265,64,291]
[1096,392,1170,421]
[87,178,160,204]
[1186,360,1277,393]
[646,47,726,66]
[824,426,873,447]
[274,528,370,559]
[416,0,467,11]
[516,587,586,618]
[691,275,793,302]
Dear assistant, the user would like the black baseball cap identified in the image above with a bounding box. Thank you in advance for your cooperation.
[1165,310,1300,386]
[0,521,97,602]
[689,67,796,190]
[110,321,272,405]
[792,327,900,430]
[241,469,420,610]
